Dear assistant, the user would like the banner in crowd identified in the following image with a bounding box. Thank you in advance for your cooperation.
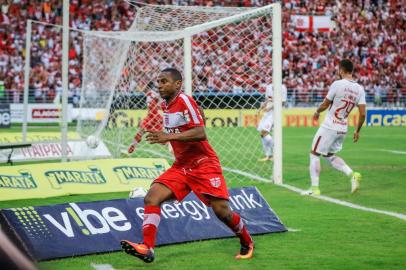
[0,186,287,261]
[291,15,333,32]
[0,158,170,201]
[107,108,361,128]
[0,132,110,163]
[366,109,406,126]
[0,104,11,128]
[10,104,73,123]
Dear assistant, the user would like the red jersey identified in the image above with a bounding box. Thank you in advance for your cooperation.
[162,92,219,168]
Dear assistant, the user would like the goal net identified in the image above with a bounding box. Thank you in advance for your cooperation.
[78,3,282,182]
[23,3,282,182]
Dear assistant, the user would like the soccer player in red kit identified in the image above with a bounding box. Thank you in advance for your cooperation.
[128,86,163,153]
[121,68,254,263]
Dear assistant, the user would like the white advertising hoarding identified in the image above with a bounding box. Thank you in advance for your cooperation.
[0,141,111,163]
[10,104,73,123]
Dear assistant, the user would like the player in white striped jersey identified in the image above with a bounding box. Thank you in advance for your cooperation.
[302,59,366,196]
[257,82,287,161]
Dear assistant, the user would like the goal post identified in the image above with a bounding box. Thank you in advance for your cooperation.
[22,3,283,183]
[272,3,283,184]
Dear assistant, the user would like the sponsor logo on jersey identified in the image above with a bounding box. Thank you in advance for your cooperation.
[332,119,346,125]
[165,127,181,134]
[163,112,188,128]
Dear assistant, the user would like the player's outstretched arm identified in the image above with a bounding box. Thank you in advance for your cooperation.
[353,104,366,142]
[146,127,207,144]
[314,98,332,121]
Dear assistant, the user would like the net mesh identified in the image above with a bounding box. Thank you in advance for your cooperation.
[78,4,275,178]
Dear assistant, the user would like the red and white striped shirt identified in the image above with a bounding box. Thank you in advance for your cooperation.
[162,92,219,168]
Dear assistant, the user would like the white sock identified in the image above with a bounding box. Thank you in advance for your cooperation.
[324,156,353,176]
[309,154,320,187]
[264,134,273,157]
[261,137,268,157]
[261,135,273,157]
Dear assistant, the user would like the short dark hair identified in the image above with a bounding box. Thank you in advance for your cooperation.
[339,59,354,73]
[161,68,182,82]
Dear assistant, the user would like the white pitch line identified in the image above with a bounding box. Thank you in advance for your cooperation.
[279,183,406,221]
[222,167,272,183]
[115,143,406,222]
[379,149,406,155]
[90,263,116,270]
[225,168,406,222]
[287,227,301,232]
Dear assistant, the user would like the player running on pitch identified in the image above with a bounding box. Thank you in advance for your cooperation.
[121,68,254,263]
[256,80,287,161]
[302,59,366,196]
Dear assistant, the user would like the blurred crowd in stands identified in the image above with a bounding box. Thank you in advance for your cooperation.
[0,0,404,106]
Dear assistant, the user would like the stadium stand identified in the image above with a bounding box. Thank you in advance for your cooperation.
[0,0,404,106]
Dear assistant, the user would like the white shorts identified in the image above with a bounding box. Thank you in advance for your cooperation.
[257,111,273,132]
[311,127,346,155]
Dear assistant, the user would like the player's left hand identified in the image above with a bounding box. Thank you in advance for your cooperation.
[353,132,360,142]
[146,132,170,144]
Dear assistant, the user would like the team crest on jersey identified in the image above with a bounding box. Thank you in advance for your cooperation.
[209,177,221,188]
[183,110,190,123]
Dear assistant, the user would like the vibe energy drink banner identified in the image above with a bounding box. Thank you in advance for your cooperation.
[0,187,287,261]
[0,158,170,201]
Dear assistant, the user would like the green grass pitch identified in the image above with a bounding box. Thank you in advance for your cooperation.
[1,126,405,270]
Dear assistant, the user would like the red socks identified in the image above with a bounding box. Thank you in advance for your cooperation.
[133,132,143,144]
[226,212,253,246]
[142,205,161,248]
[143,208,252,248]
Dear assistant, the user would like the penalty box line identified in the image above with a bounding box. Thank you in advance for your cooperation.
[119,145,406,222]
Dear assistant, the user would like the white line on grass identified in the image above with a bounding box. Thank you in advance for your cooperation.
[90,263,116,270]
[222,167,272,183]
[116,143,406,222]
[379,149,406,155]
[218,168,406,222]
[279,183,406,221]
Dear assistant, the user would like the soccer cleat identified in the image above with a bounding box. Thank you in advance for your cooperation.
[258,156,273,162]
[120,240,155,263]
[235,242,254,260]
[351,172,362,193]
[301,186,321,196]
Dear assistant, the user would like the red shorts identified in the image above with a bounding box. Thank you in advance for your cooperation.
[140,115,163,132]
[153,161,229,205]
